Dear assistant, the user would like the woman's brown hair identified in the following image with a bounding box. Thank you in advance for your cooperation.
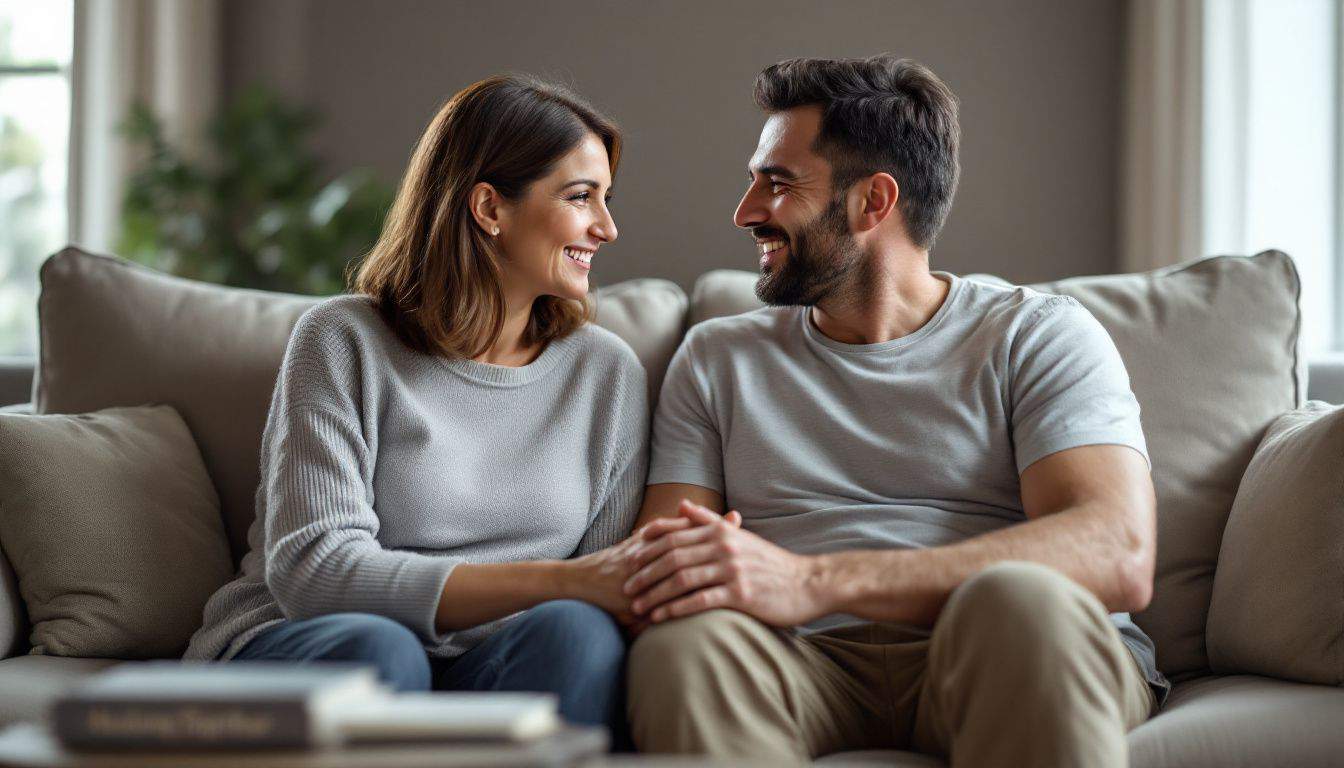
[351,75,621,359]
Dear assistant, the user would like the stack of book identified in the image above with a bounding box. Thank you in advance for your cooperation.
[7,662,608,767]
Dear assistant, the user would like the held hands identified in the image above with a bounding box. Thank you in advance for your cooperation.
[566,515,695,625]
[621,500,830,627]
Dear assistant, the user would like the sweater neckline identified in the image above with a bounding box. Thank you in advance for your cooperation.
[436,328,585,386]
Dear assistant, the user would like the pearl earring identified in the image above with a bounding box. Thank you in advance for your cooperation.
[491,226,500,236]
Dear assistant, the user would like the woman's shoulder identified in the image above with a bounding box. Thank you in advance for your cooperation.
[562,323,647,401]
[288,294,391,353]
[568,322,643,372]
[294,293,381,335]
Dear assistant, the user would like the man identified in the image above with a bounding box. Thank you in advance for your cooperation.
[620,55,1169,766]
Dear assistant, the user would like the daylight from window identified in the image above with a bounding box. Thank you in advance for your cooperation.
[0,1,72,357]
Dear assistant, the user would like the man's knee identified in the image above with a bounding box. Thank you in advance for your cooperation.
[946,561,1092,626]
[933,561,1113,670]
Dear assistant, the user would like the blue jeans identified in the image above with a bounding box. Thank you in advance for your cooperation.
[233,600,628,745]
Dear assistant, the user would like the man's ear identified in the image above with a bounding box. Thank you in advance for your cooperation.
[469,182,505,236]
[853,172,900,232]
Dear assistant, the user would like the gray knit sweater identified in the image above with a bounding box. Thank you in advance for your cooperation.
[184,295,649,661]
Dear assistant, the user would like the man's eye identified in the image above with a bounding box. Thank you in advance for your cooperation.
[769,182,786,194]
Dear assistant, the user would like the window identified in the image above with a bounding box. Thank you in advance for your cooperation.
[1204,0,1342,353]
[0,1,72,357]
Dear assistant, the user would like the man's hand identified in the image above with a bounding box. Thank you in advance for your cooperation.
[565,515,694,625]
[623,500,830,626]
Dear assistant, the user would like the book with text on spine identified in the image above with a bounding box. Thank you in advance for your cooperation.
[53,662,385,751]
[51,661,565,752]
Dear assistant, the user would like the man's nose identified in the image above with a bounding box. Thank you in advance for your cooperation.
[733,187,768,230]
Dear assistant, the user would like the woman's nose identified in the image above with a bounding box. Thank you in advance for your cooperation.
[595,208,617,243]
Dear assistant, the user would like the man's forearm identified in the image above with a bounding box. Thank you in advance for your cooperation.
[812,502,1153,627]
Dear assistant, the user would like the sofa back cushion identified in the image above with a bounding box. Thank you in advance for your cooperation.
[689,252,1302,678]
[35,247,689,565]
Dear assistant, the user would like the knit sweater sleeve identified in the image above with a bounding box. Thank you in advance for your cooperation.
[572,357,649,556]
[260,304,458,643]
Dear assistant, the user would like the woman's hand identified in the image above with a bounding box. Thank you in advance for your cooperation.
[563,516,696,623]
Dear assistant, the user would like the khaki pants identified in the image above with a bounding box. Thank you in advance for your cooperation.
[628,561,1155,766]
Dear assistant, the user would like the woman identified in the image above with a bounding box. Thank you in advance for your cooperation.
[184,75,686,739]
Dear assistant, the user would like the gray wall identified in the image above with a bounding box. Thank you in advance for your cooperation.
[226,0,1125,289]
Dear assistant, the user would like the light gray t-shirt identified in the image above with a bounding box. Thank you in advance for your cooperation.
[649,272,1169,702]
[185,295,648,662]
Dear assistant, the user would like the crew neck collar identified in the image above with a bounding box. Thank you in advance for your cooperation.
[436,328,585,386]
[801,271,961,355]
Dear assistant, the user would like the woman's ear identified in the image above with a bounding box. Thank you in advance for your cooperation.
[469,182,504,236]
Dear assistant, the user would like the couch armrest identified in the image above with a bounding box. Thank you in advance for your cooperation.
[0,541,25,659]
[0,356,34,409]
[1307,353,1344,405]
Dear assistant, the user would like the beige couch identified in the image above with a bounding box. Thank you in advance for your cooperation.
[1,247,1341,766]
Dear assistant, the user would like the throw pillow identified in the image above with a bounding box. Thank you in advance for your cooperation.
[1206,401,1344,685]
[0,404,234,658]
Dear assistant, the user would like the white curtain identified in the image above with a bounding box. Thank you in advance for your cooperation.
[67,0,221,254]
[1119,0,1205,273]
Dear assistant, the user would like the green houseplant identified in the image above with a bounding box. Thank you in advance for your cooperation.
[117,86,392,295]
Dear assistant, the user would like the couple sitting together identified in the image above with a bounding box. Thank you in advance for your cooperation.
[185,54,1170,766]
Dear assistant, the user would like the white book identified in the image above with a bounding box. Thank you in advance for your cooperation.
[335,693,560,743]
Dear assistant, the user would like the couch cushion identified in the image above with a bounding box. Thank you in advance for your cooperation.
[36,247,689,564]
[37,249,321,564]
[690,252,1303,678]
[1127,675,1344,768]
[1030,253,1301,677]
[0,543,23,658]
[590,277,689,405]
[0,405,234,659]
[0,655,119,726]
[1206,401,1344,685]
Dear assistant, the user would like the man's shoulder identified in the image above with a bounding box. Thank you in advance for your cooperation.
[953,277,1085,335]
[685,305,799,349]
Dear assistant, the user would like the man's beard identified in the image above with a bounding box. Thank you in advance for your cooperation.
[754,196,864,307]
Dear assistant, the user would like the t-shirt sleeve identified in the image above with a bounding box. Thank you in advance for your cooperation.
[1008,297,1150,474]
[647,329,725,492]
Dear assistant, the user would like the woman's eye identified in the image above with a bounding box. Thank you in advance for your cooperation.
[569,192,591,202]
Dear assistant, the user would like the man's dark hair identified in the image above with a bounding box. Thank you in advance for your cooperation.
[753,55,960,249]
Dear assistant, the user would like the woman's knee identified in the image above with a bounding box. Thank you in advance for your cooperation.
[518,601,623,655]
[504,601,626,685]
[314,613,431,691]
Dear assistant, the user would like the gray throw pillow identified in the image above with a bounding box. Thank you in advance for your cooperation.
[0,404,234,658]
[1206,401,1344,685]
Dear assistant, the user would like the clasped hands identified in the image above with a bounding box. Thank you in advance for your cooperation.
[580,500,829,632]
